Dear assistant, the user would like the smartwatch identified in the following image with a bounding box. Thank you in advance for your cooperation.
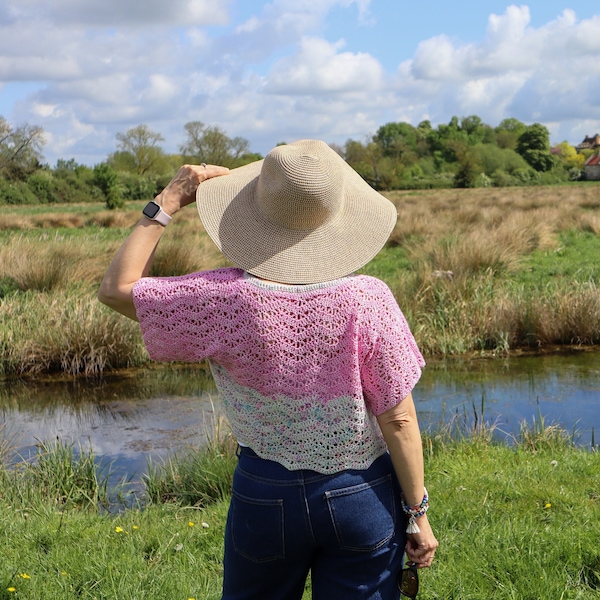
[142,200,171,226]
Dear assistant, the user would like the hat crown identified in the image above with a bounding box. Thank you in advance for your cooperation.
[256,141,344,231]
[196,138,397,284]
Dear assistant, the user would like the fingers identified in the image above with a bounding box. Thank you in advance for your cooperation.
[408,552,435,568]
[158,164,230,213]
[174,163,229,185]
[199,163,230,182]
[406,548,436,568]
[405,536,438,569]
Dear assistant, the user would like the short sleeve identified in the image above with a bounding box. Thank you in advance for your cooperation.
[359,280,425,415]
[132,269,240,363]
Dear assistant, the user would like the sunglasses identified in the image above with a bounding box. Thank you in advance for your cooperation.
[397,562,419,599]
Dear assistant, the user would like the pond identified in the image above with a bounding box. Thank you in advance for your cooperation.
[1,351,598,486]
[414,350,599,445]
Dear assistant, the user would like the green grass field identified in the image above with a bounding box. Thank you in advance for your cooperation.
[0,424,598,599]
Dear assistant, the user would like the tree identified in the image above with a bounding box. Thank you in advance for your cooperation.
[114,124,165,175]
[94,163,123,209]
[495,118,527,150]
[0,117,46,179]
[460,115,488,145]
[452,142,482,188]
[179,122,250,167]
[426,116,470,163]
[553,141,585,170]
[374,122,418,162]
[516,123,556,172]
[474,143,530,176]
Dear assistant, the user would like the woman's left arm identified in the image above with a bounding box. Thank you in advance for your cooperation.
[98,164,229,320]
[377,393,439,567]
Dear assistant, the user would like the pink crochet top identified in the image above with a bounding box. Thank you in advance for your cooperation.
[133,268,424,473]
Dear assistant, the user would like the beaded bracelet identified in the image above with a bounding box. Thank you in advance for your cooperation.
[401,488,429,534]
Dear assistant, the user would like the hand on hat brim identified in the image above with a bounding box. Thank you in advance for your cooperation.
[157,164,230,216]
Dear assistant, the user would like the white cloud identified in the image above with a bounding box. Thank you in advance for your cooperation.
[8,0,232,27]
[3,2,600,165]
[147,75,180,104]
[265,37,383,94]
[401,5,600,135]
[411,6,600,81]
[32,103,60,119]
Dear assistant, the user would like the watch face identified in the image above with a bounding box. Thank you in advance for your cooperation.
[143,202,161,219]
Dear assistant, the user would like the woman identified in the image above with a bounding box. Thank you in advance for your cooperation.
[99,139,438,599]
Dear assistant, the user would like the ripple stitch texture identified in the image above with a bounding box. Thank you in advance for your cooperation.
[133,268,425,473]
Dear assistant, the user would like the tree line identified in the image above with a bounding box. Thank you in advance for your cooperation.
[0,119,262,208]
[340,117,589,191]
[0,114,595,208]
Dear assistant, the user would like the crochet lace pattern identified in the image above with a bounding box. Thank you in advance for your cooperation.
[133,268,425,473]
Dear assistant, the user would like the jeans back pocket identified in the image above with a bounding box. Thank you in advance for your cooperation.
[230,490,285,562]
[324,474,397,552]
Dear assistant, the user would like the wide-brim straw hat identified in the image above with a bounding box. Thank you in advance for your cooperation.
[196,139,397,284]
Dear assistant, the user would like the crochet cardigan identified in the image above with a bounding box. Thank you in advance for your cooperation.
[133,267,425,473]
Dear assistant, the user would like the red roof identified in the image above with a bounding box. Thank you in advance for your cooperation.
[585,154,600,166]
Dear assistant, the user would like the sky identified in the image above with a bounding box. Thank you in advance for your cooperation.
[1,0,600,167]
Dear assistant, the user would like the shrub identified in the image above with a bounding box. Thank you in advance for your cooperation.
[0,178,38,204]
[119,172,157,201]
[94,163,124,209]
[27,171,60,203]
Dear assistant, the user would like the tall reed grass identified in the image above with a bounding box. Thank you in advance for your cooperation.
[1,234,106,292]
[143,415,237,507]
[1,185,599,374]
[0,439,110,510]
[0,289,147,375]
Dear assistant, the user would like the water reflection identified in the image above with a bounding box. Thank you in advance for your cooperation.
[416,350,600,445]
[0,364,220,484]
[1,352,598,483]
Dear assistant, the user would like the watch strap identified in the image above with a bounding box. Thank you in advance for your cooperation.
[142,201,171,226]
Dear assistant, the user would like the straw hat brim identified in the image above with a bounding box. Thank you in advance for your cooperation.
[196,151,397,284]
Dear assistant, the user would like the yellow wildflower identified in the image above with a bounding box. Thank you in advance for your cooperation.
[7,588,16,593]
[19,573,31,579]
[188,521,195,527]
[115,526,125,533]
[545,503,551,509]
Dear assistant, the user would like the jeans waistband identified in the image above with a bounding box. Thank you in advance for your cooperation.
[236,444,259,458]
[235,444,394,485]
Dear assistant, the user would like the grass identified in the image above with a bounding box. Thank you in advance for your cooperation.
[143,415,238,507]
[1,184,600,375]
[0,288,147,375]
[516,229,600,286]
[0,419,598,599]
[423,442,600,599]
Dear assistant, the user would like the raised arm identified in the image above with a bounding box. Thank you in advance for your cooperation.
[98,164,229,320]
[376,393,438,567]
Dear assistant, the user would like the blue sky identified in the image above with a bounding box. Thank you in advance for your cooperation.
[1,0,599,166]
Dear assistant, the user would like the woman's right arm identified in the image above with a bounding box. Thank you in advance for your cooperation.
[98,164,229,320]
[376,393,439,567]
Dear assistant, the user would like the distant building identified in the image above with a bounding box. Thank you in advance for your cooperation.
[584,153,600,181]
[577,134,600,152]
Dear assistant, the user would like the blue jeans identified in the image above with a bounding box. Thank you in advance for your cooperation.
[222,447,406,600]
